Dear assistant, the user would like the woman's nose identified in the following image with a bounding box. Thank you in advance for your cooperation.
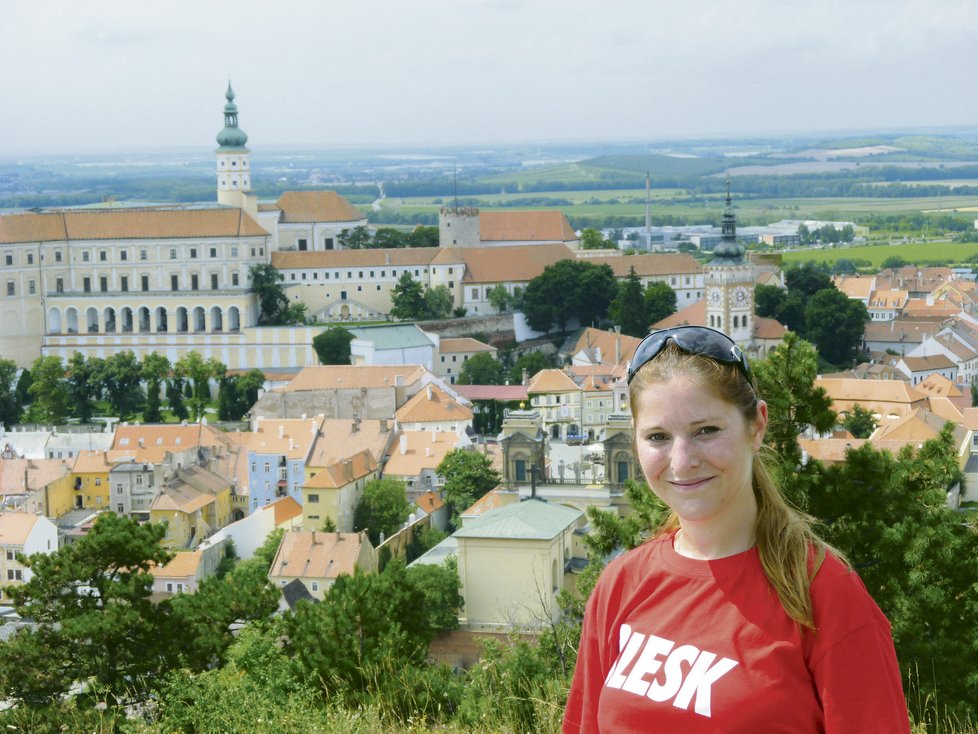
[670,437,700,471]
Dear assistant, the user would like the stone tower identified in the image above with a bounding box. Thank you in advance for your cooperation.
[215,82,256,216]
[439,206,481,248]
[705,187,754,346]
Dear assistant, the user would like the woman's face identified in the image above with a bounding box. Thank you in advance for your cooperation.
[632,374,767,527]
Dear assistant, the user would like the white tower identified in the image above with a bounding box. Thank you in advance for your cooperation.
[215,82,255,214]
[705,187,755,346]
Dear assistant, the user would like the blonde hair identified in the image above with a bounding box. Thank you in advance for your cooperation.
[629,344,828,630]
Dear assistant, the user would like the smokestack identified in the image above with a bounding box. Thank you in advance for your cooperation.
[645,171,651,247]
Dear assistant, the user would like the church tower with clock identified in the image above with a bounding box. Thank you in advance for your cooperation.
[705,187,755,347]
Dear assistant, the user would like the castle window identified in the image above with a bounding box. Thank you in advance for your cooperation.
[140,249,148,261]
[120,250,127,261]
[26,254,32,265]
[190,248,197,259]
[55,250,62,263]
[83,277,91,293]
[81,251,89,263]
[232,273,239,286]
[170,248,177,260]
[28,280,35,295]
[209,247,217,258]
[5,281,13,297]
[56,278,63,293]
[100,250,107,262]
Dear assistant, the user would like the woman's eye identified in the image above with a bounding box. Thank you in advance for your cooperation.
[646,433,667,443]
[698,426,720,436]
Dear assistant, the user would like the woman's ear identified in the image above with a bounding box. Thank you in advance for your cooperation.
[750,400,769,451]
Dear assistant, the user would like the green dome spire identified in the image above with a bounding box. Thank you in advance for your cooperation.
[709,180,745,265]
[216,81,248,150]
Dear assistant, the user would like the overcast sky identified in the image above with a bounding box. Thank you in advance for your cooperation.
[3,0,978,154]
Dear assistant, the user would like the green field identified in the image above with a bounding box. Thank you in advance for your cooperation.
[780,240,978,268]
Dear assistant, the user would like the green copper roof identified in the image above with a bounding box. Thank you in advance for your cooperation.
[709,184,745,266]
[454,500,582,540]
[346,324,436,350]
[216,81,248,149]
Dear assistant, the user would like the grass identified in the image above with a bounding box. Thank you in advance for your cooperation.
[780,241,978,268]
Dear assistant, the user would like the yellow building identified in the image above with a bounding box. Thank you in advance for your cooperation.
[302,449,378,532]
[70,450,114,511]
[0,456,74,518]
[150,465,232,549]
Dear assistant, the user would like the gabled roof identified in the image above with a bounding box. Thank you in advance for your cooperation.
[564,327,641,367]
[305,449,377,489]
[269,531,371,580]
[915,373,963,397]
[870,408,966,444]
[152,550,203,579]
[306,418,394,470]
[863,318,944,344]
[248,416,325,459]
[479,210,577,242]
[264,496,304,527]
[0,207,267,243]
[0,512,39,545]
[453,244,576,284]
[383,430,463,477]
[272,247,440,270]
[582,253,702,278]
[395,384,473,424]
[454,499,582,540]
[150,483,214,514]
[113,423,230,453]
[527,369,580,394]
[281,365,428,393]
[934,333,978,362]
[274,191,364,224]
[926,396,965,424]
[815,377,925,404]
[0,458,70,495]
[415,491,445,514]
[652,300,704,329]
[868,290,908,309]
[833,275,875,299]
[71,450,114,474]
[438,337,496,354]
[900,354,957,371]
[453,384,529,401]
[798,437,921,464]
[348,324,436,350]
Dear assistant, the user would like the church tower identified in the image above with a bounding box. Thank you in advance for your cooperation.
[215,82,255,214]
[705,186,754,346]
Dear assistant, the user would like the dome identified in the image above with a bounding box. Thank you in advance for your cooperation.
[215,82,248,149]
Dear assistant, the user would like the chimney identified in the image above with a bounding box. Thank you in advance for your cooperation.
[380,418,389,433]
[399,434,407,454]
[426,385,432,400]
[431,429,437,443]
[278,425,285,439]
[343,460,353,481]
[522,368,529,386]
[301,413,307,420]
[425,447,431,458]
[138,438,144,447]
[352,415,360,432]
[288,438,294,451]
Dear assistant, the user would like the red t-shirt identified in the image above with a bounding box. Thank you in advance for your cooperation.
[563,534,910,733]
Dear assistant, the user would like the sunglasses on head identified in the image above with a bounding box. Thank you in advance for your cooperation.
[626,326,753,386]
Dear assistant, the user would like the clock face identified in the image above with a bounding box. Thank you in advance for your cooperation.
[735,287,750,304]
[710,289,721,303]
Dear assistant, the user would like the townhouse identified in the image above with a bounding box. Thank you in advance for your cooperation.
[268,530,376,600]
[0,512,58,603]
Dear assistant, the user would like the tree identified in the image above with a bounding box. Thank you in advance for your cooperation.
[373,227,408,249]
[832,258,858,275]
[784,262,832,298]
[643,281,677,328]
[522,259,616,333]
[0,358,23,427]
[15,367,32,407]
[353,478,411,546]
[579,228,608,250]
[407,225,439,248]
[803,288,869,367]
[806,428,978,719]
[881,255,908,270]
[217,369,264,422]
[284,300,309,325]
[457,351,505,385]
[754,284,785,319]
[842,403,877,439]
[404,558,463,633]
[176,351,226,421]
[313,326,354,365]
[102,351,144,421]
[423,285,453,319]
[390,272,426,321]
[141,352,171,423]
[751,333,836,502]
[337,225,371,249]
[0,514,172,703]
[437,448,501,523]
[487,283,511,314]
[27,355,69,424]
[249,264,289,325]
[608,266,648,337]
[65,352,104,424]
[508,351,554,385]
[167,374,189,422]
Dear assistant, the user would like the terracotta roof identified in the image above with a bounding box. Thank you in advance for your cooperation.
[816,377,925,404]
[0,512,38,545]
[113,424,230,452]
[798,437,920,464]
[0,208,267,243]
[383,430,462,478]
[833,276,875,299]
[478,210,577,242]
[652,300,705,329]
[868,290,908,309]
[281,365,428,393]
[152,550,203,579]
[527,369,580,394]
[307,418,394,469]
[269,530,370,580]
[567,327,641,367]
[754,316,787,340]
[871,408,966,443]
[902,299,960,318]
[863,319,944,344]
[0,458,70,494]
[452,244,576,284]
[461,487,517,518]
[415,491,445,514]
[901,354,957,371]
[275,191,364,223]
[71,450,114,474]
[933,333,978,361]
[582,253,703,278]
[926,396,964,424]
[439,337,496,354]
[453,385,529,401]
[265,496,304,527]
[395,384,473,424]
[915,373,963,397]
[248,416,324,459]
[305,449,377,489]
[272,247,439,270]
[962,407,978,431]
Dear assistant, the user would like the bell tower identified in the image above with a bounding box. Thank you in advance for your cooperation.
[215,82,256,215]
[705,185,755,346]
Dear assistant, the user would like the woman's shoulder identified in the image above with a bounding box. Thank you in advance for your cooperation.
[810,547,890,632]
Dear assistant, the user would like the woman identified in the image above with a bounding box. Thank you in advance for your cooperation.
[563,326,909,733]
